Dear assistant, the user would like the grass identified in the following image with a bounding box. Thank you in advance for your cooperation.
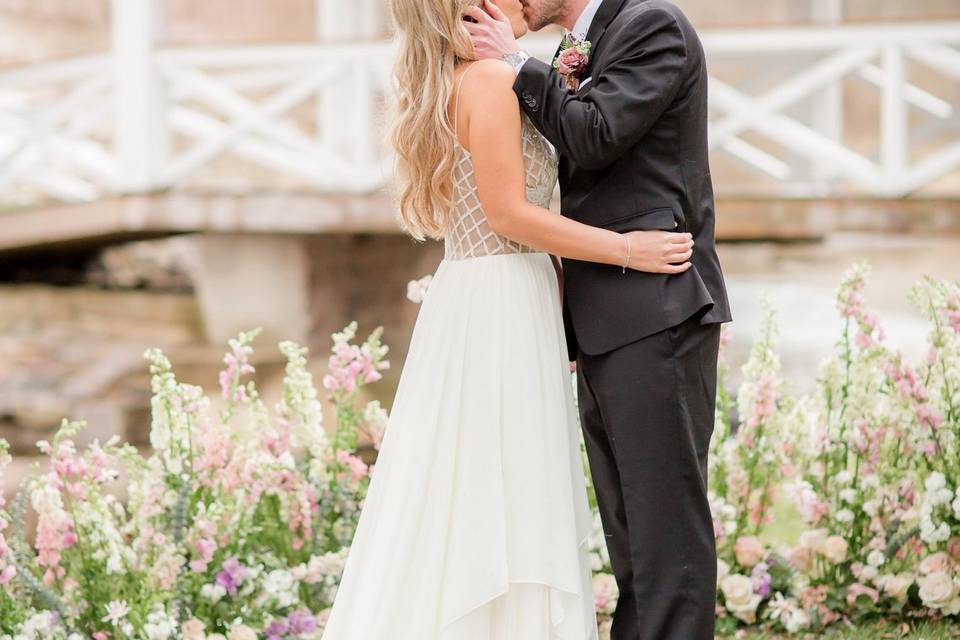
[717,620,960,639]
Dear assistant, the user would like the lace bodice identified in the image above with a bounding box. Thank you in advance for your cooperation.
[444,113,559,260]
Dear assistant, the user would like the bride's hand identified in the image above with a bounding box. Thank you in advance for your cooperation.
[623,230,694,274]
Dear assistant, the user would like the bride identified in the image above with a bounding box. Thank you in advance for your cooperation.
[320,0,694,637]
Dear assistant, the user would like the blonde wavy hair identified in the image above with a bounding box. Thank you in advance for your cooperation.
[388,0,481,240]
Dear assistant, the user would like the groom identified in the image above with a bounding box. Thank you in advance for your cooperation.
[465,0,732,638]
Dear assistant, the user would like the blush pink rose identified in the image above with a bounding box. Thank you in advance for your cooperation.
[557,48,588,89]
[918,552,951,575]
[734,536,765,568]
[182,619,206,640]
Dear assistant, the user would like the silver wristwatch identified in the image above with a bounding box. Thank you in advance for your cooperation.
[503,50,531,74]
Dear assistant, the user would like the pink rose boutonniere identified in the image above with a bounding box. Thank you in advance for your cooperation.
[554,33,592,91]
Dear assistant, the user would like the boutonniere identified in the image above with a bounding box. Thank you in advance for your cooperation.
[553,33,591,91]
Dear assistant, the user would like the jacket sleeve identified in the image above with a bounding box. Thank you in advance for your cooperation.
[513,9,688,171]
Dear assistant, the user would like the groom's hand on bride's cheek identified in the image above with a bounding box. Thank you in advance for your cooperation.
[463,1,518,61]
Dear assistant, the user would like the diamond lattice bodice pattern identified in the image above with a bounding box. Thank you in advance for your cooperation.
[444,114,559,260]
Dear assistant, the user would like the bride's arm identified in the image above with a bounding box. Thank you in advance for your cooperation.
[462,60,691,274]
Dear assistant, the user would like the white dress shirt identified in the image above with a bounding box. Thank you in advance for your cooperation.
[570,0,604,41]
[509,0,605,74]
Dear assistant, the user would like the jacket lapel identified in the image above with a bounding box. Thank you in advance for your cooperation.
[583,0,629,67]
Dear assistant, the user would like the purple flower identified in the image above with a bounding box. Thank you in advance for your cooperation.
[265,608,317,639]
[751,562,772,598]
[265,619,288,640]
[215,556,248,597]
[286,608,318,635]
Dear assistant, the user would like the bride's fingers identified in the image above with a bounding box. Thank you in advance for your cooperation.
[659,261,693,274]
[665,249,694,263]
[667,232,693,244]
[663,240,693,256]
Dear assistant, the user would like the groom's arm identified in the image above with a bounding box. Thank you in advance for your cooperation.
[515,10,688,170]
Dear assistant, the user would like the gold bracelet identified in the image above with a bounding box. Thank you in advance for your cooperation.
[621,235,631,274]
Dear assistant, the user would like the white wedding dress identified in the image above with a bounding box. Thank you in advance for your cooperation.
[321,70,598,640]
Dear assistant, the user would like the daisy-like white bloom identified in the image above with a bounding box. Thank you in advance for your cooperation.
[102,600,131,625]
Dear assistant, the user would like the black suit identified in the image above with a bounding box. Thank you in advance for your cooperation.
[514,1,732,638]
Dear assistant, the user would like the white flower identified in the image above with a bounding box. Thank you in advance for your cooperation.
[20,612,54,638]
[784,607,811,632]
[836,470,854,484]
[867,550,886,567]
[593,573,619,615]
[883,574,912,602]
[102,600,131,625]
[799,528,828,553]
[839,488,857,504]
[260,569,299,608]
[836,508,855,523]
[227,625,258,640]
[861,565,879,582]
[717,559,730,585]
[406,275,433,303]
[925,472,947,492]
[823,535,849,564]
[201,582,227,603]
[721,574,763,624]
[918,572,960,615]
[920,516,951,544]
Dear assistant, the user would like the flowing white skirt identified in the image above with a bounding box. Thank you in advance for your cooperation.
[321,252,598,640]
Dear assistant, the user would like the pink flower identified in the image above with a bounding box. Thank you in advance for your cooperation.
[553,36,591,91]
[558,48,588,78]
[0,565,16,584]
[182,618,206,640]
[947,537,960,560]
[846,582,880,606]
[336,450,369,482]
[918,552,951,575]
[734,536,766,568]
[789,545,814,573]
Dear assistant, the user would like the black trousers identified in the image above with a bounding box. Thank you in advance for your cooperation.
[577,311,721,640]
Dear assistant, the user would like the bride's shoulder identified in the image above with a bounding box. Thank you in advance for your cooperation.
[460,59,515,94]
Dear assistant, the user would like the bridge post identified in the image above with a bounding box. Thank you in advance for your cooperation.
[316,0,380,175]
[881,44,908,195]
[810,0,844,193]
[110,0,170,193]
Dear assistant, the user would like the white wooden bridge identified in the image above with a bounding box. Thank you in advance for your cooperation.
[0,0,959,252]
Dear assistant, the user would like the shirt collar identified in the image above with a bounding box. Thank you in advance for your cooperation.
[570,0,604,41]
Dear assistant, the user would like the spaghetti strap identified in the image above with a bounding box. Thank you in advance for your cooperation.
[453,62,479,146]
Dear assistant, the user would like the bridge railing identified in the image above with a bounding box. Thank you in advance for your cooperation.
[0,22,958,206]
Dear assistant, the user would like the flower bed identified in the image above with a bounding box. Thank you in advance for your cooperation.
[1,262,958,638]
[704,262,960,634]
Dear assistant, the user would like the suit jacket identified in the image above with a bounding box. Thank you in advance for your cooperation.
[514,0,732,359]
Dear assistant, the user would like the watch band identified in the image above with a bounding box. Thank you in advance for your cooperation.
[503,50,531,74]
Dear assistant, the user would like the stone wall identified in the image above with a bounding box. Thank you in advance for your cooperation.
[304,234,443,399]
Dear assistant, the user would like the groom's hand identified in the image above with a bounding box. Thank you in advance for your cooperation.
[463,1,520,61]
